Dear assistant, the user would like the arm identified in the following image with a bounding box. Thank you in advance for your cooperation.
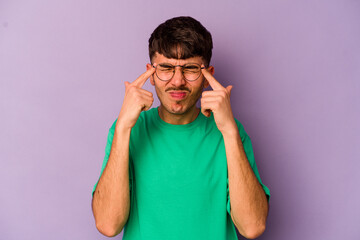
[223,127,268,239]
[92,125,132,237]
[200,67,268,239]
[92,67,155,237]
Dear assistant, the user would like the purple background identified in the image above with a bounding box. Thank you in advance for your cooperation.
[1,1,359,239]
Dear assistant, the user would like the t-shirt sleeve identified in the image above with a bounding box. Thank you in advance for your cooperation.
[226,119,270,215]
[91,119,133,197]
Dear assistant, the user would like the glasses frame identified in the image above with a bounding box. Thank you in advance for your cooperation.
[152,63,206,82]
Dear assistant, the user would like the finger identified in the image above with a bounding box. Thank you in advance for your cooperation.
[140,94,154,103]
[202,90,215,97]
[126,84,153,97]
[201,100,219,110]
[201,97,222,106]
[132,64,156,88]
[134,95,153,111]
[201,65,224,90]
[226,85,233,97]
[201,100,217,118]
[202,89,227,97]
[141,97,154,111]
[201,107,211,118]
[137,88,153,97]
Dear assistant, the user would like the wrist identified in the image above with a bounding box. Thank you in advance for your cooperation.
[115,119,133,134]
[220,122,239,138]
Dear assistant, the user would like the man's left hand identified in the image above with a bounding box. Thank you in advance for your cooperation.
[200,66,237,135]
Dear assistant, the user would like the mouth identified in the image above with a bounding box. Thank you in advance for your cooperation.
[168,91,188,100]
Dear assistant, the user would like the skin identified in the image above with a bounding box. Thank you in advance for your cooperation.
[92,67,156,237]
[92,53,269,239]
[146,53,212,125]
[200,67,269,239]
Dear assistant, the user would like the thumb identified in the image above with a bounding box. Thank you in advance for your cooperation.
[226,85,233,97]
[201,108,211,118]
[124,81,130,89]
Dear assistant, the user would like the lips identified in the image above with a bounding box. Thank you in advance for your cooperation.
[169,91,187,100]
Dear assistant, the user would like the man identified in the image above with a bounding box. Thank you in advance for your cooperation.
[92,16,270,240]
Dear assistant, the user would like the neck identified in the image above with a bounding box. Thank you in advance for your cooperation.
[158,105,200,125]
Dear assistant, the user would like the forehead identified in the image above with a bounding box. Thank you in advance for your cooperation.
[152,52,203,65]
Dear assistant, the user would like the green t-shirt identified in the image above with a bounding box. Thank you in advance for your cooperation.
[93,107,270,239]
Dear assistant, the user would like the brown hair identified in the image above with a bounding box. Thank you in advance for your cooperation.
[148,16,213,67]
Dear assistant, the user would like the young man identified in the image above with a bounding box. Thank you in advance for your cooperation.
[92,16,270,239]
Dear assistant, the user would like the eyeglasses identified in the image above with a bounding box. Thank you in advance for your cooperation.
[152,63,205,82]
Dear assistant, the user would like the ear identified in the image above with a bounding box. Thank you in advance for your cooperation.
[146,63,155,86]
[203,66,214,88]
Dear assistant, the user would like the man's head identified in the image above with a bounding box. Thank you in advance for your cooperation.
[147,16,214,117]
[148,16,213,67]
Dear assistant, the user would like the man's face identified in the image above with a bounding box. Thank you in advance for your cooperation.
[147,53,213,116]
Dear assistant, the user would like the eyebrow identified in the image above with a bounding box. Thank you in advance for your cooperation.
[159,63,174,67]
[158,63,201,67]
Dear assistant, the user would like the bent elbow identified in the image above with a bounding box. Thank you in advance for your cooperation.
[242,223,266,239]
[95,220,125,237]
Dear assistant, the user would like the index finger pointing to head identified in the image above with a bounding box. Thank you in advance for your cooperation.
[132,64,156,88]
[201,66,223,90]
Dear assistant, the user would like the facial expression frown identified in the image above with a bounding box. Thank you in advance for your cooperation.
[147,53,214,118]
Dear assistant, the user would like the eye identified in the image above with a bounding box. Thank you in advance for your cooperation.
[158,64,174,71]
[183,64,200,72]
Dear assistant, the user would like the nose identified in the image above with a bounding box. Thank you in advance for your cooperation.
[170,66,186,87]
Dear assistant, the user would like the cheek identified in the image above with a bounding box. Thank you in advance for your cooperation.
[154,81,166,98]
[187,83,204,102]
[191,81,205,94]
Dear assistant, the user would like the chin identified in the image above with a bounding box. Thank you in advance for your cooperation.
[162,102,191,115]
[170,105,188,115]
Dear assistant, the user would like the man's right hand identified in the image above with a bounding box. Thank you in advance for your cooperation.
[117,65,156,129]
[92,68,156,237]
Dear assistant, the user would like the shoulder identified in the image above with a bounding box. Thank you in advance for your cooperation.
[139,107,157,121]
[135,107,157,128]
[109,108,157,132]
[206,113,248,140]
[132,108,159,138]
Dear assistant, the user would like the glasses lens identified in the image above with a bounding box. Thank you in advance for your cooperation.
[155,63,202,81]
[156,64,174,81]
[183,64,201,81]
